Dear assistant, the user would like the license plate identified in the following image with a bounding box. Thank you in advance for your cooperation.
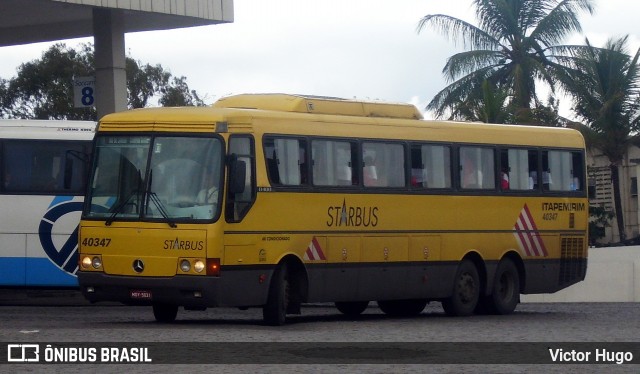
[130,290,152,299]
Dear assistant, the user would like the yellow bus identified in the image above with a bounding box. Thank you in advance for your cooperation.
[78,94,588,325]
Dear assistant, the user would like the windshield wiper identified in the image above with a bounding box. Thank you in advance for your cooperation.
[105,189,141,226]
[147,191,177,228]
[146,169,177,228]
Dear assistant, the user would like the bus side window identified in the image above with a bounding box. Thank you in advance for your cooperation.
[545,150,584,192]
[501,148,538,191]
[312,139,358,187]
[264,137,308,186]
[226,135,255,223]
[411,144,451,189]
[459,146,495,190]
[3,140,88,194]
[362,141,405,188]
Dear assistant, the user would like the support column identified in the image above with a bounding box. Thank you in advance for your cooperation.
[93,8,127,119]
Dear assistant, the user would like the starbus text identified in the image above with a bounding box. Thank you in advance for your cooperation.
[326,205,379,227]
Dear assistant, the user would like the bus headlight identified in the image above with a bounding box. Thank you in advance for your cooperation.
[194,260,205,273]
[180,259,191,273]
[81,256,102,270]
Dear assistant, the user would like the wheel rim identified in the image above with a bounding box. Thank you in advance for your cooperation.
[458,271,476,304]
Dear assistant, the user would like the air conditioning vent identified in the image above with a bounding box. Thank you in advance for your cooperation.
[559,237,587,287]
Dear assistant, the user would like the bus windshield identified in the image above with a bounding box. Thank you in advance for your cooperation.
[85,135,223,223]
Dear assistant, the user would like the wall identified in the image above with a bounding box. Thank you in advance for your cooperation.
[588,145,640,244]
[522,246,640,302]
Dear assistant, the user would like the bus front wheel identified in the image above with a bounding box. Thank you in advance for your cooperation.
[152,303,178,323]
[263,265,290,326]
[442,260,480,316]
[335,301,369,316]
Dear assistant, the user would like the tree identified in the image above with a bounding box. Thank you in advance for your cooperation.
[560,36,640,242]
[1,43,95,120]
[159,76,206,107]
[0,43,206,120]
[449,79,511,123]
[417,0,594,123]
[125,58,205,108]
[588,205,613,246]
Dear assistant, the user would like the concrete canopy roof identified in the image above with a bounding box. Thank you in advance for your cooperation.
[0,0,233,47]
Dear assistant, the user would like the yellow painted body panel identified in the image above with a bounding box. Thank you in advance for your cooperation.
[80,221,221,277]
[224,193,586,265]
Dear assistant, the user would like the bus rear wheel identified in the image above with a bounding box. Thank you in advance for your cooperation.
[488,258,520,314]
[152,303,178,323]
[263,265,290,326]
[377,299,428,317]
[442,260,480,316]
[335,301,369,316]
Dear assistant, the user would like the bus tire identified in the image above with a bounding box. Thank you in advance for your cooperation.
[335,301,369,316]
[263,265,290,326]
[152,303,178,323]
[442,260,480,316]
[488,258,520,315]
[377,299,428,317]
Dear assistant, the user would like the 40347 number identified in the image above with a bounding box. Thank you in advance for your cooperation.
[82,237,111,247]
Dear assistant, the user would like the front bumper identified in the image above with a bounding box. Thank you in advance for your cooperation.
[78,267,273,308]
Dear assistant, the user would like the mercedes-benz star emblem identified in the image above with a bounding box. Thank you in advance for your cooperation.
[133,259,144,273]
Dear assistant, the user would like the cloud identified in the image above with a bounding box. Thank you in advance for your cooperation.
[0,0,638,120]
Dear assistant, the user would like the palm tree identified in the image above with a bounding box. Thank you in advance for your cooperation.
[560,36,640,242]
[417,0,594,122]
[451,79,511,123]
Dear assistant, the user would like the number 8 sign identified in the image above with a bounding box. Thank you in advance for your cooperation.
[73,76,96,108]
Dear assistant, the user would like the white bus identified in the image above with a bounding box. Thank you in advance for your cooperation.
[1,120,95,287]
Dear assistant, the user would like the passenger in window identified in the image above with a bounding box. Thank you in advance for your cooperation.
[411,167,427,187]
[363,155,378,186]
[462,155,481,188]
[410,150,424,187]
[529,170,552,190]
[501,168,510,190]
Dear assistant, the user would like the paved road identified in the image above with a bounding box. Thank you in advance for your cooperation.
[1,301,638,373]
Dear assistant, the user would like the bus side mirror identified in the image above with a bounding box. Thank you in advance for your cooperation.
[228,155,246,194]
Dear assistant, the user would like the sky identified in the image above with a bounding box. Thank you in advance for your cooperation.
[0,0,638,120]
